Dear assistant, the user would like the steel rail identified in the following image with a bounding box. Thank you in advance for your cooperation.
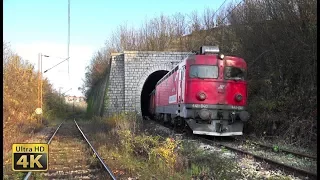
[200,138,317,179]
[240,140,317,160]
[24,122,64,180]
[74,119,117,180]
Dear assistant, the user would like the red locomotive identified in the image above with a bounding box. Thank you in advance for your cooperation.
[149,46,250,136]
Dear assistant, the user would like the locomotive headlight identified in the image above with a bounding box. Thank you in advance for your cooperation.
[235,94,243,101]
[197,92,207,101]
[218,53,225,60]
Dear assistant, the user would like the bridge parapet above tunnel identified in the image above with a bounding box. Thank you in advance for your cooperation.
[104,50,194,117]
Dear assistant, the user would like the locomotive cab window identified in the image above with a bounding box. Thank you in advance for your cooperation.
[189,65,218,79]
[224,66,246,80]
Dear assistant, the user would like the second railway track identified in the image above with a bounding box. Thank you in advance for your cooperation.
[198,137,317,180]
[146,117,317,180]
[24,120,116,180]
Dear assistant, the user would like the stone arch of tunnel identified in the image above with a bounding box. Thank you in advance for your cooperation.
[134,64,173,116]
[140,70,169,116]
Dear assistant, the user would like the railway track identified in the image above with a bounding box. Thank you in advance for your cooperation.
[145,117,317,179]
[234,137,317,160]
[23,120,116,180]
[198,137,317,180]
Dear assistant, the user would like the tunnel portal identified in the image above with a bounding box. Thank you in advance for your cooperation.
[140,70,168,116]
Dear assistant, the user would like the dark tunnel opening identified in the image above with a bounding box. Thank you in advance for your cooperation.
[141,70,169,117]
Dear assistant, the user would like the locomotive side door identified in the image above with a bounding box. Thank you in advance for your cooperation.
[177,68,182,103]
[180,65,186,103]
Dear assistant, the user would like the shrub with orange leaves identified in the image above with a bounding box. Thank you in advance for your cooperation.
[3,42,69,153]
[4,54,39,125]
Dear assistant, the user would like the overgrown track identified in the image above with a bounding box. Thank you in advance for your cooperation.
[24,120,116,180]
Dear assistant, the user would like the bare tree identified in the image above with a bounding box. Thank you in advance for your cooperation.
[3,41,13,66]
[202,7,215,30]
[188,10,202,33]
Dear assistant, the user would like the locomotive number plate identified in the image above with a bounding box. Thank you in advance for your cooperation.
[231,106,244,110]
[192,104,208,108]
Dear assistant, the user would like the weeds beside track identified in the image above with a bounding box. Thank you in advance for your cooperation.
[146,116,317,180]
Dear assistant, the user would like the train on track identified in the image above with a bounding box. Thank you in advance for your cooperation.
[148,46,250,136]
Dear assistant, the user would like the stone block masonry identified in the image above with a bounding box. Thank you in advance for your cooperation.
[104,51,193,117]
[104,53,125,117]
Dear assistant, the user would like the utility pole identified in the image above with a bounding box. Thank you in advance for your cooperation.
[37,53,43,124]
[40,53,43,124]
[72,96,76,113]
[38,53,41,123]
[59,87,63,106]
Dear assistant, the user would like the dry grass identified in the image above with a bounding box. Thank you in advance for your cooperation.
[77,113,247,179]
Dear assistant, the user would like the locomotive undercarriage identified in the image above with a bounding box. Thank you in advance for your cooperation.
[155,104,250,136]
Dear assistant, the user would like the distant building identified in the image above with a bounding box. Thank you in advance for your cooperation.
[63,95,87,111]
[64,96,86,103]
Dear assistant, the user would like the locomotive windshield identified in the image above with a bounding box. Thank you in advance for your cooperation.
[189,65,218,79]
[224,66,246,80]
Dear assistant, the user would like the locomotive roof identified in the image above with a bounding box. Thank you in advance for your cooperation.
[186,54,247,67]
[193,54,246,62]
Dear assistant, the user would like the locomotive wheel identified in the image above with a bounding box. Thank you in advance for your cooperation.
[173,117,180,130]
[179,117,185,127]
[161,114,166,124]
[163,114,170,125]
